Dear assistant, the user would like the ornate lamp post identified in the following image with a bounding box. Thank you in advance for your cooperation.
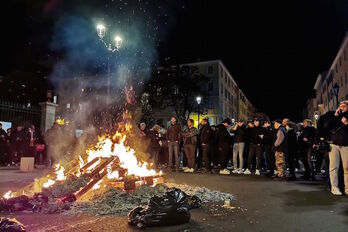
[196,96,202,128]
[96,24,123,128]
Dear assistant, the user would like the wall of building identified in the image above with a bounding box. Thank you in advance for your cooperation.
[312,32,348,122]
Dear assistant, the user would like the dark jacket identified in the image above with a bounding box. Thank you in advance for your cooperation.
[286,128,297,154]
[182,126,198,145]
[299,126,316,146]
[328,111,348,146]
[233,125,246,143]
[274,126,288,153]
[166,123,182,142]
[216,124,231,147]
[250,125,264,145]
[262,126,275,146]
[148,130,162,150]
[199,124,211,145]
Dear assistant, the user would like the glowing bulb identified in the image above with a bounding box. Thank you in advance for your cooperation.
[97,24,106,38]
[114,36,122,50]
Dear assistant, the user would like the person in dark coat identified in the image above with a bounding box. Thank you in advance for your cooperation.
[209,125,219,169]
[217,118,232,175]
[298,119,317,180]
[326,101,348,195]
[11,125,27,165]
[283,118,297,180]
[199,118,211,172]
[244,118,265,175]
[262,120,276,176]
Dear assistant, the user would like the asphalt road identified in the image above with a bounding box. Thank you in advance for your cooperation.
[0,169,347,232]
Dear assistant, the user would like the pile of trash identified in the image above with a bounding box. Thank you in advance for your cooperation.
[65,183,233,216]
[165,183,234,203]
[0,217,26,232]
[128,188,201,228]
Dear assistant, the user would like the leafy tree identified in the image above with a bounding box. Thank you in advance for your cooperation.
[145,65,208,126]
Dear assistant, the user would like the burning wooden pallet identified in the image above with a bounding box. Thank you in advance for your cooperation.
[58,154,164,202]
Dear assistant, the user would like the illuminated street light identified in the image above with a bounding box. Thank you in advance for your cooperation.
[115,36,122,50]
[196,96,202,105]
[95,23,124,128]
[196,96,202,128]
[97,24,105,39]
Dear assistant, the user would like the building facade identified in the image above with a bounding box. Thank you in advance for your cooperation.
[152,60,257,126]
[308,31,348,123]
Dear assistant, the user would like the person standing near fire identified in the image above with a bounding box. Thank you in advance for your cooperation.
[182,119,198,173]
[166,117,182,172]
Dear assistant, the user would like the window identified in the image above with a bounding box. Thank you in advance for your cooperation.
[208,82,213,91]
[345,73,347,85]
[228,92,230,101]
[208,66,213,74]
[225,74,227,83]
[344,50,346,61]
[225,88,227,98]
[341,76,343,87]
[340,57,342,66]
[220,83,223,94]
[335,64,338,73]
[228,78,230,87]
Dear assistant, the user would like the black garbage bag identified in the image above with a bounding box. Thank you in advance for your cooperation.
[0,217,26,232]
[188,195,202,209]
[128,188,191,228]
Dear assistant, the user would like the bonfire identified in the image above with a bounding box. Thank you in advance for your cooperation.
[0,86,165,213]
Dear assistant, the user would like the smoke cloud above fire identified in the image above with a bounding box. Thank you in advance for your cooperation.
[45,0,184,160]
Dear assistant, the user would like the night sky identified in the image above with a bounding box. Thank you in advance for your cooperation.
[0,0,347,121]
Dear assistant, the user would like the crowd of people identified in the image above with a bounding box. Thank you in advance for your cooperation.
[0,101,347,196]
[139,100,348,196]
[0,123,46,166]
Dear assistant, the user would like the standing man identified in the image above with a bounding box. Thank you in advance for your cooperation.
[232,120,246,174]
[182,119,198,173]
[283,118,297,180]
[199,118,211,172]
[327,101,348,195]
[166,117,182,172]
[298,119,317,180]
[217,118,232,175]
[244,118,264,175]
[262,120,276,176]
[273,119,288,180]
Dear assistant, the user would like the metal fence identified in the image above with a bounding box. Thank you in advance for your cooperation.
[0,99,41,129]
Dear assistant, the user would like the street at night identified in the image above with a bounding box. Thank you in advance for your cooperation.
[1,170,348,232]
[0,1,348,232]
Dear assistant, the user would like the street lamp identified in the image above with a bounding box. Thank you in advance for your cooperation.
[332,83,339,109]
[196,96,202,128]
[96,23,123,128]
[314,112,319,128]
